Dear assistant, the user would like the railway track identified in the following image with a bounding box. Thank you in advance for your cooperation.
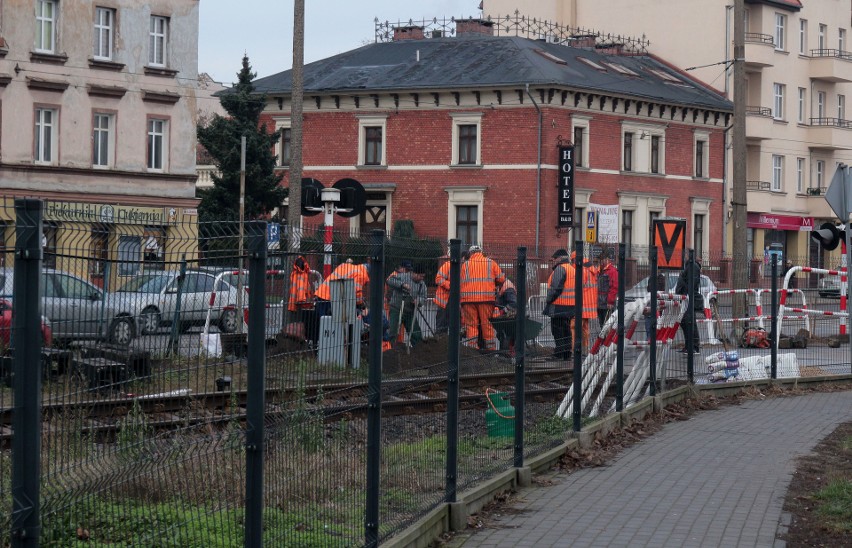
[0,365,576,446]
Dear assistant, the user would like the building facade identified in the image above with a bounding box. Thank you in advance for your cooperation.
[484,0,851,267]
[0,0,200,287]
[253,20,732,266]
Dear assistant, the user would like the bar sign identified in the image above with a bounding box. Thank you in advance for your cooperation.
[558,146,575,228]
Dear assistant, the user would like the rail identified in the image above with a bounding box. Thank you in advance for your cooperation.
[810,48,852,60]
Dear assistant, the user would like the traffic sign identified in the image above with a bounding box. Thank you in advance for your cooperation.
[825,165,852,221]
[267,223,280,246]
[653,219,686,269]
[585,211,597,243]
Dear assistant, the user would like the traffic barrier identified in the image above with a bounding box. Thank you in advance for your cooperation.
[755,288,811,336]
[702,289,760,345]
[781,266,849,339]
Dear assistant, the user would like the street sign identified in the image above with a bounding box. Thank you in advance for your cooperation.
[267,223,280,247]
[653,219,686,270]
[825,165,852,221]
[585,210,597,242]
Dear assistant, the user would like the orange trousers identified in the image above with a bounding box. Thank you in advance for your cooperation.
[569,318,591,353]
[461,303,497,349]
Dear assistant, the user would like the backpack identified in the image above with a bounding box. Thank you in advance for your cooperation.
[742,327,770,349]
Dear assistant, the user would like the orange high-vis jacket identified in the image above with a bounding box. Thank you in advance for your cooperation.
[549,262,577,306]
[582,265,598,319]
[315,263,370,302]
[460,252,506,303]
[434,261,451,308]
[288,256,315,312]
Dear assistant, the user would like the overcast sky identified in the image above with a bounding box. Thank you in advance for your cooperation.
[199,0,484,84]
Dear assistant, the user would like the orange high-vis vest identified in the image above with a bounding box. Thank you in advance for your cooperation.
[288,256,314,312]
[582,265,598,319]
[434,261,451,308]
[460,252,506,303]
[549,262,577,306]
[315,263,370,301]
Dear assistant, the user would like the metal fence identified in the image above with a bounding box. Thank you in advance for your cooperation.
[1,197,849,547]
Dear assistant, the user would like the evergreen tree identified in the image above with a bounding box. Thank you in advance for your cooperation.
[197,55,285,221]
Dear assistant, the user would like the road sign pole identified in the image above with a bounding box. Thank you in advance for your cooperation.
[847,215,852,373]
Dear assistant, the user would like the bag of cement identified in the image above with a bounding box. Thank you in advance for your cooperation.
[705,351,739,364]
[201,332,222,358]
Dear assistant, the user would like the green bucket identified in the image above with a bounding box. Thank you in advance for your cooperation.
[485,391,515,438]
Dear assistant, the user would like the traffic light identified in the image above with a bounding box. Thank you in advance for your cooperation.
[810,222,847,251]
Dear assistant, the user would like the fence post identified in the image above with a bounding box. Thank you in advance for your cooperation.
[365,229,384,547]
[770,255,778,379]
[513,246,526,468]
[11,198,43,547]
[686,249,696,383]
[244,221,267,548]
[445,239,461,503]
[616,243,626,412]
[167,255,187,355]
[649,248,658,396]
[572,241,583,432]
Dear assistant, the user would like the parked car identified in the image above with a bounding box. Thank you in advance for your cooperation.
[0,299,52,349]
[112,268,247,334]
[818,274,841,298]
[0,268,137,346]
[624,272,718,306]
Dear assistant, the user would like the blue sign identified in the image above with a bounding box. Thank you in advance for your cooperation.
[267,223,280,245]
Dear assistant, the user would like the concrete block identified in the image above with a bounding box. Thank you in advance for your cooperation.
[448,502,468,532]
[517,466,532,487]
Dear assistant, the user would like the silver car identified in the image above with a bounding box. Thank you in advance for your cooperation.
[113,269,246,334]
[0,268,136,346]
[624,272,718,306]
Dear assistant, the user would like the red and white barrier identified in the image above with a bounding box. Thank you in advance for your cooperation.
[702,289,760,345]
[781,266,848,339]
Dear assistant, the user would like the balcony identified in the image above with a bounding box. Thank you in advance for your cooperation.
[745,106,774,140]
[746,180,771,191]
[744,33,775,69]
[196,164,219,188]
[806,187,825,196]
[808,49,852,82]
[808,117,852,150]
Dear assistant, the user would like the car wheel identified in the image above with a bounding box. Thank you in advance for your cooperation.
[109,317,134,346]
[219,308,239,333]
[140,307,161,335]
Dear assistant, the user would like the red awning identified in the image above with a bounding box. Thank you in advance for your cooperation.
[747,212,813,231]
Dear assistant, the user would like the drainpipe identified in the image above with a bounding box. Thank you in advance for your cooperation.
[725,5,733,97]
[526,84,542,257]
[723,124,733,256]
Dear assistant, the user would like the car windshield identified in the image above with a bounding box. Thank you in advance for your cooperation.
[116,274,173,293]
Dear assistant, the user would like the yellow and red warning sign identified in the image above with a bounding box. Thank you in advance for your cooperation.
[653,219,686,270]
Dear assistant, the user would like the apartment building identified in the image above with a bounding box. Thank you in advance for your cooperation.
[253,19,731,266]
[0,0,200,287]
[485,0,850,267]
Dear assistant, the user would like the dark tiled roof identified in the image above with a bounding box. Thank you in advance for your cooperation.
[747,0,802,11]
[250,35,732,112]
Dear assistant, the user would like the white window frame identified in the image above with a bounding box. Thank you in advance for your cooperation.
[621,122,665,175]
[147,118,168,172]
[815,159,825,188]
[840,28,847,53]
[272,117,292,167]
[450,112,482,166]
[94,7,114,61]
[92,112,114,168]
[35,0,57,54]
[798,87,806,123]
[571,115,591,168]
[799,19,807,55]
[817,91,826,119]
[357,115,387,167]
[149,15,168,67]
[818,23,827,51]
[445,186,485,244]
[35,107,58,165]
[796,157,805,193]
[773,83,785,120]
[838,94,846,121]
[694,131,709,179]
[774,13,786,51]
[691,198,712,259]
[771,154,784,191]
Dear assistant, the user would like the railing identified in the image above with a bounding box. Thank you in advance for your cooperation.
[746,180,772,191]
[745,32,774,46]
[807,187,825,196]
[196,164,219,188]
[746,106,772,117]
[809,117,852,129]
[810,48,852,60]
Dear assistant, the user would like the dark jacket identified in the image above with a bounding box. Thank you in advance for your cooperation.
[675,259,704,310]
[543,258,573,317]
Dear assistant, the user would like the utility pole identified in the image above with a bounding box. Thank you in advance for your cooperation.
[287,0,305,247]
[731,0,748,336]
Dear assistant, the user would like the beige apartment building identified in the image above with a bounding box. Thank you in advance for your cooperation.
[485,0,849,267]
[0,0,201,287]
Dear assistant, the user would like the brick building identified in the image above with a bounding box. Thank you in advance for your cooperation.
[253,19,733,261]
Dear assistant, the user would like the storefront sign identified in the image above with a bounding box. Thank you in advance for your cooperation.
[44,201,168,225]
[557,146,574,228]
[589,203,619,243]
[747,212,813,232]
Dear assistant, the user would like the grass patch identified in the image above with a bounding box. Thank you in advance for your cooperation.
[815,478,852,533]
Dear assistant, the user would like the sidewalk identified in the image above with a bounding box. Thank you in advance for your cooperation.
[453,391,852,547]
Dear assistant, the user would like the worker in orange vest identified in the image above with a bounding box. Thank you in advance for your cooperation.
[286,255,316,341]
[576,251,598,353]
[434,256,451,335]
[460,245,505,350]
[543,249,575,360]
[314,258,370,320]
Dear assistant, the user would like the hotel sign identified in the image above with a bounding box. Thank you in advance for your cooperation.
[557,146,575,228]
[44,201,169,225]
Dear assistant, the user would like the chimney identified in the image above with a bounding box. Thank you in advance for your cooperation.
[569,34,597,48]
[455,18,494,36]
[393,25,425,41]
[595,42,625,55]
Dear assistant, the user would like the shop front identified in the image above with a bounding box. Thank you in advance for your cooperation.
[1,198,198,291]
[746,212,814,280]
